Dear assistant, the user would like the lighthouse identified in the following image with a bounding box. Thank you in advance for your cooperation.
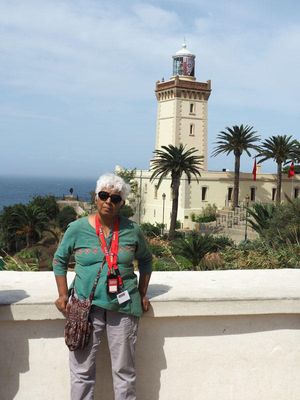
[154,42,211,170]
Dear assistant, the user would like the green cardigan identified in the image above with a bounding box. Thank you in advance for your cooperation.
[53,216,152,317]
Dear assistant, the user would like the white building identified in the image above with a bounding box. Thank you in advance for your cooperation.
[132,44,299,230]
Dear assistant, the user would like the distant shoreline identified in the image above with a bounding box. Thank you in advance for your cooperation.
[0,175,95,209]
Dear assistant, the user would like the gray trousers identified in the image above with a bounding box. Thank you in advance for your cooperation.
[69,306,139,400]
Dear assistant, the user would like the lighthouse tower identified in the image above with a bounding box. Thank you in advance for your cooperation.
[155,43,211,170]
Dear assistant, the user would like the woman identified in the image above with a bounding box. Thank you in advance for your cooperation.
[53,174,152,400]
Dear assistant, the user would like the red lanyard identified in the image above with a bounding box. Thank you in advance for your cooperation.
[95,215,120,276]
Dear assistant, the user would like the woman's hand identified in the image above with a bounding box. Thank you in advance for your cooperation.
[55,295,69,316]
[141,296,150,312]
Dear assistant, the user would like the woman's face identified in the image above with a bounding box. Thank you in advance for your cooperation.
[95,187,124,218]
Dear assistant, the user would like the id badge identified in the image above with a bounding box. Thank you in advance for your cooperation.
[117,290,130,304]
[108,277,118,294]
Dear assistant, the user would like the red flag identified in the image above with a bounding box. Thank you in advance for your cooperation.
[252,159,257,181]
[288,162,295,178]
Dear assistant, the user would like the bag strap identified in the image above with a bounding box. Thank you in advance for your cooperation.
[70,257,105,302]
[89,258,105,302]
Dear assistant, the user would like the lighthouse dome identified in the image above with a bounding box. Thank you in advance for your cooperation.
[175,43,194,56]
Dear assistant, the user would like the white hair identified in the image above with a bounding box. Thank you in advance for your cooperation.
[95,174,131,200]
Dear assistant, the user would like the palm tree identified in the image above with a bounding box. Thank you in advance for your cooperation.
[246,203,276,236]
[257,135,299,204]
[172,233,215,270]
[172,233,233,270]
[11,204,52,247]
[150,144,203,240]
[212,125,260,208]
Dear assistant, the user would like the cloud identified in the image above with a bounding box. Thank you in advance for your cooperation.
[1,0,300,176]
[0,0,183,100]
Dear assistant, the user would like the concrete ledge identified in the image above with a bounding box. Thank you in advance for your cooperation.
[1,270,300,320]
[1,270,300,400]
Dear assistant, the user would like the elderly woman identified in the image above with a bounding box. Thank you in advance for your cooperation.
[53,174,152,400]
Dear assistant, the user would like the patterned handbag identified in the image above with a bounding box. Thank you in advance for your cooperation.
[64,292,92,351]
[64,259,105,351]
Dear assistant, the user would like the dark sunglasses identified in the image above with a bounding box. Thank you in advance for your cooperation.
[98,191,123,204]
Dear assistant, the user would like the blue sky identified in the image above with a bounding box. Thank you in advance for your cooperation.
[1,0,299,179]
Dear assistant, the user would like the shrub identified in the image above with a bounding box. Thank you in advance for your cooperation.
[140,222,161,238]
[191,204,217,223]
[57,206,77,231]
[148,242,166,257]
[172,233,217,270]
[220,243,300,269]
[246,199,300,246]
[1,253,38,271]
[152,257,181,271]
[210,235,234,251]
[119,204,134,218]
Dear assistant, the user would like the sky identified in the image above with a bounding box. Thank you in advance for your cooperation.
[1,0,300,179]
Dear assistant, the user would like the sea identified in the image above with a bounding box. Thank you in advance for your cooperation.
[0,175,97,210]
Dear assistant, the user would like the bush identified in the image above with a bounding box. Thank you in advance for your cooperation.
[172,233,217,270]
[263,199,300,245]
[247,199,300,246]
[152,257,181,271]
[220,243,300,269]
[140,222,161,238]
[211,235,234,251]
[148,242,166,257]
[191,204,217,223]
[57,206,77,231]
[119,204,135,218]
[1,253,38,271]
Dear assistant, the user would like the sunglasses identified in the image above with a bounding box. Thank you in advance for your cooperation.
[98,191,123,204]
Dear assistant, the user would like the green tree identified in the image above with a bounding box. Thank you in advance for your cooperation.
[0,205,21,251]
[116,167,139,216]
[257,135,300,204]
[57,206,77,231]
[29,195,59,220]
[115,167,137,191]
[212,125,260,208]
[150,144,203,240]
[11,204,51,248]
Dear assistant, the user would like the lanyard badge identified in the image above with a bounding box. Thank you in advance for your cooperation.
[107,275,118,293]
[95,215,130,303]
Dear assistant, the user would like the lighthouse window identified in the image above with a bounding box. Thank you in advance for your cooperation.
[201,187,207,201]
[272,188,276,201]
[189,103,195,114]
[295,188,299,199]
[189,124,195,136]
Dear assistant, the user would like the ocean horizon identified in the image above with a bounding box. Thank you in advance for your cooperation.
[0,175,97,209]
